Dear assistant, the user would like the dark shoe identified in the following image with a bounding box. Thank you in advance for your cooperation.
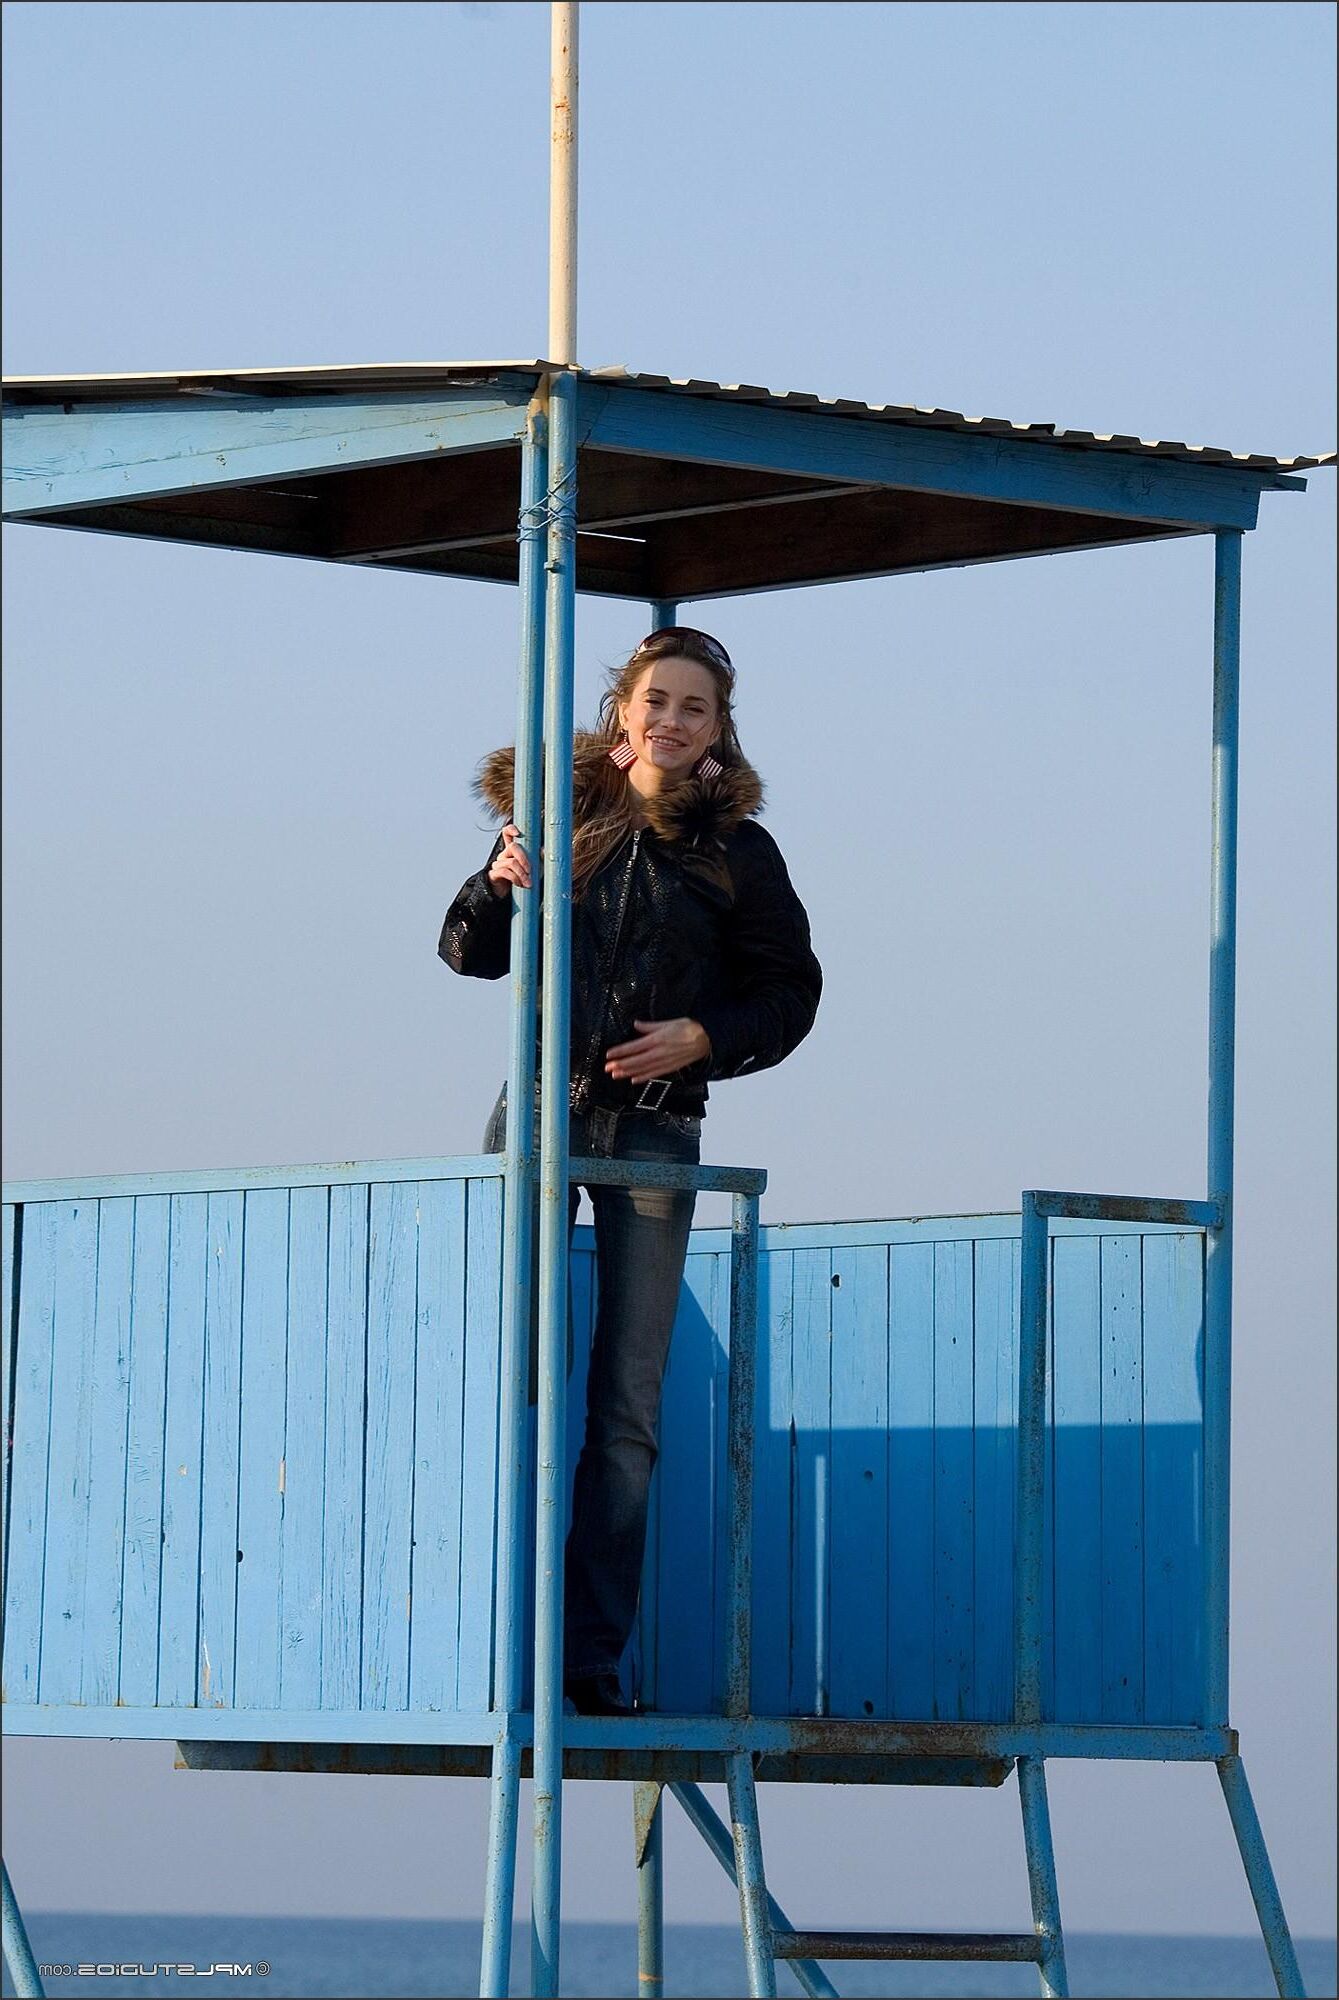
[563,1671,634,1717]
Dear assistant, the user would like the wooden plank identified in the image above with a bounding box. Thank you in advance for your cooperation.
[158,1194,209,1705]
[932,1241,975,1721]
[3,1155,505,1206]
[1142,1232,1206,1725]
[36,1201,100,1704]
[577,379,1265,531]
[887,1243,934,1721]
[749,1249,792,1718]
[1100,1235,1145,1721]
[762,1214,1180,1251]
[655,1248,720,1716]
[279,1186,330,1709]
[117,1196,172,1705]
[328,449,845,562]
[788,1247,832,1716]
[326,448,520,561]
[1044,1234,1059,1721]
[377,543,649,598]
[456,1176,502,1711]
[198,1192,244,1708]
[828,1244,890,1719]
[647,486,1173,601]
[408,1178,467,1712]
[233,1188,289,1710]
[42,502,325,560]
[321,1184,369,1710]
[707,1247,731,1710]
[973,1236,1018,1723]
[566,1213,594,1548]
[633,1226,660,1707]
[82,1201,135,1706]
[3,1203,57,1703]
[362,1182,418,1710]
[3,390,531,518]
[1051,1236,1102,1724]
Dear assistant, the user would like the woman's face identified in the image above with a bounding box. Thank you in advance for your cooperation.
[618,656,721,782]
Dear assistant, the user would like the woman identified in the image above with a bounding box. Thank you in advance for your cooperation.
[439,626,822,1715]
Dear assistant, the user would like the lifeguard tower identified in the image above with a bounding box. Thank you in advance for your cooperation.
[2,9,1333,1997]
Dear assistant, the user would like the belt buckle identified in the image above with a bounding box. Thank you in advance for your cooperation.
[635,1077,672,1111]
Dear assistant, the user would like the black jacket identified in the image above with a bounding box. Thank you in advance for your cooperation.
[438,734,823,1116]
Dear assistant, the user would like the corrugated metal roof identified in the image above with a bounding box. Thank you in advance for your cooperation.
[587,367,1336,474]
[2,359,1333,473]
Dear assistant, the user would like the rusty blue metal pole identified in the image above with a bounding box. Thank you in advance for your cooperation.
[480,406,549,2000]
[1204,529,1241,1726]
[482,1733,523,1997]
[1015,1192,1049,1724]
[726,1753,777,1999]
[634,1783,665,1997]
[1217,1756,1307,1998]
[530,362,579,1999]
[726,1190,762,1719]
[2,1862,45,1999]
[1204,537,1305,1994]
[1017,1757,1069,1998]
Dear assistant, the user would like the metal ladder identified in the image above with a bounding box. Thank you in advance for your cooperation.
[634,1755,1068,2000]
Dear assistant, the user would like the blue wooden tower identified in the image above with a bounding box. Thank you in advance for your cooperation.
[2,11,1333,1998]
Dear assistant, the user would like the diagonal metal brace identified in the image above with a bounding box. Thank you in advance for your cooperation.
[670,1782,839,2000]
[2,1860,46,1998]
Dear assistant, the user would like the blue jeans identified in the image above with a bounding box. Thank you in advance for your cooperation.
[483,1081,702,1682]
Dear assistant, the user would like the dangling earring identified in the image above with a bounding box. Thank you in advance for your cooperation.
[608,733,636,770]
[696,748,724,779]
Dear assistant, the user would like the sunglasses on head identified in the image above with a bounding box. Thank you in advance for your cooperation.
[633,627,732,672]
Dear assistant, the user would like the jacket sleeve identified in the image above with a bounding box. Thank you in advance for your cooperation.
[693,824,822,1081]
[438,831,513,981]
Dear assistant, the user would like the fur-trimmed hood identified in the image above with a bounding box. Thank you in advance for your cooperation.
[472,729,765,849]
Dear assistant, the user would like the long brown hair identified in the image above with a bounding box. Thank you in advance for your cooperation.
[571,630,745,897]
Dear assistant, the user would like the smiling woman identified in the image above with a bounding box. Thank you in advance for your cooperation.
[438,624,823,1715]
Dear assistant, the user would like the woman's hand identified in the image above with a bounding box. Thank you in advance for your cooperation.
[488,824,532,898]
[605,1017,712,1084]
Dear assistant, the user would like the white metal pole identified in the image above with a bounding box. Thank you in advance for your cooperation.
[548,2,579,366]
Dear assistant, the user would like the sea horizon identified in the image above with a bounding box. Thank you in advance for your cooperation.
[3,1913,1336,2000]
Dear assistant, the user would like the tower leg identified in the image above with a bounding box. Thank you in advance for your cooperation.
[481,1735,522,1998]
[634,1783,665,1998]
[1017,1757,1069,1999]
[1217,1754,1306,1998]
[2,1859,46,1999]
[726,1753,777,1999]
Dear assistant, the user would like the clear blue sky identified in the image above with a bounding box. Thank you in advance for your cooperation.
[3,0,1335,1950]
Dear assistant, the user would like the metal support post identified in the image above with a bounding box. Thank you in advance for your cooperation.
[1205,529,1241,1725]
[2,1861,45,1999]
[726,1754,777,1999]
[634,1784,665,1997]
[1217,1756,1306,1998]
[480,409,549,2000]
[481,1733,523,1999]
[530,363,579,2000]
[1015,1194,1049,1723]
[1017,1757,1069,1998]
